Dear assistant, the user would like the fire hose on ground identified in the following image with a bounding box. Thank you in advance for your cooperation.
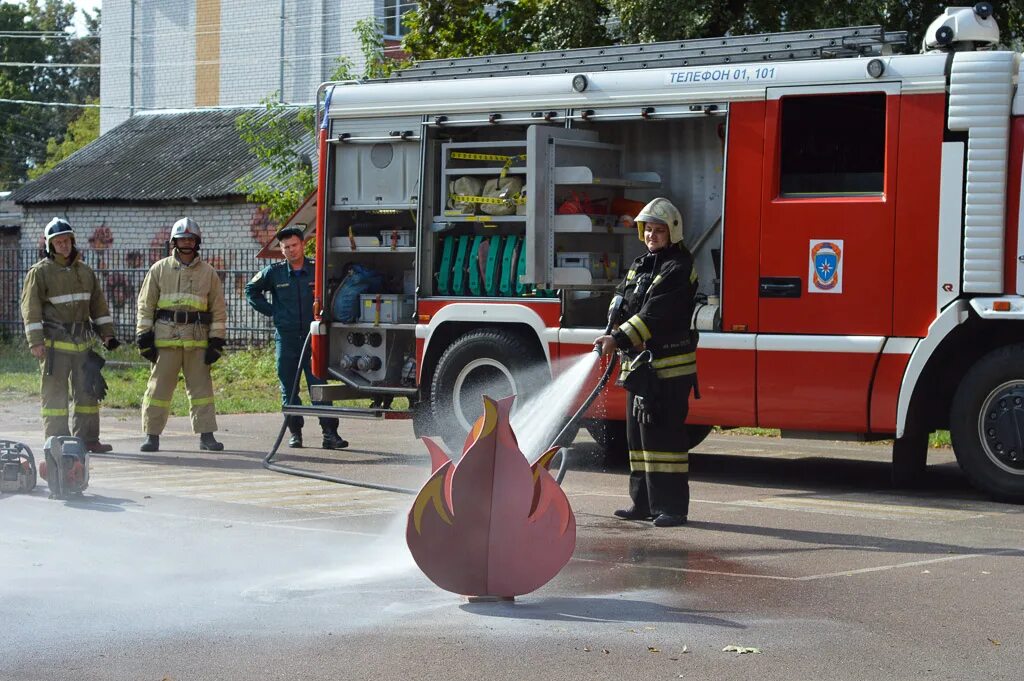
[263,323,621,491]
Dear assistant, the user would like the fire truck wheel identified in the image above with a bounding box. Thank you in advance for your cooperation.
[430,328,545,452]
[891,431,929,488]
[950,345,1024,502]
[686,424,712,450]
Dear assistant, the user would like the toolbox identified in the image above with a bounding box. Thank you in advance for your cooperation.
[359,294,415,324]
[555,251,621,281]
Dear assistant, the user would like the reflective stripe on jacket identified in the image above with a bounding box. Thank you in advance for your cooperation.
[20,255,114,348]
[612,243,699,381]
[137,255,227,341]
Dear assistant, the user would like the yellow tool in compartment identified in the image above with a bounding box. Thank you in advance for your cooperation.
[450,151,526,179]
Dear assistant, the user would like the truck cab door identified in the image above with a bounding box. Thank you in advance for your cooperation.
[756,84,900,431]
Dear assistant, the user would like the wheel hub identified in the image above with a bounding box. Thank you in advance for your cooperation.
[452,359,516,433]
[979,382,1024,474]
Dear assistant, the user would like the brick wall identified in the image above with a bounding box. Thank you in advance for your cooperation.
[17,200,274,253]
[9,200,278,344]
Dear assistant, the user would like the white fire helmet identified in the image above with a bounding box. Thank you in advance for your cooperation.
[634,198,684,245]
[169,217,202,247]
[44,217,75,252]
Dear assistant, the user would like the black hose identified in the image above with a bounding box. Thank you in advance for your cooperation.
[266,329,619,491]
[262,330,417,495]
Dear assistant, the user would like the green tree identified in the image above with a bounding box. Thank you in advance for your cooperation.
[26,98,98,179]
[608,1,1021,49]
[402,0,542,59]
[235,25,400,228]
[235,101,317,226]
[354,17,409,79]
[530,0,611,50]
[401,1,1021,58]
[0,1,99,190]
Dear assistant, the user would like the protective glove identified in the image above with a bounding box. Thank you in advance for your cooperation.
[632,395,656,427]
[136,331,157,363]
[204,337,225,365]
[103,337,121,351]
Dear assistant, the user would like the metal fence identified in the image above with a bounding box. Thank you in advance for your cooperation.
[0,247,276,346]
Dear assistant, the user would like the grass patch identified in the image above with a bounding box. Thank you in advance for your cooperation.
[716,425,952,448]
[0,340,406,416]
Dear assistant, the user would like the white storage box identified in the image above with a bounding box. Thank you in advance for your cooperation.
[555,251,621,280]
[359,294,415,323]
[379,229,412,248]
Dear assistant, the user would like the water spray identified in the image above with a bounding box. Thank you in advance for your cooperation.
[266,295,625,489]
[541,295,623,483]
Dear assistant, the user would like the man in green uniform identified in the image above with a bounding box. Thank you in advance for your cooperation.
[21,218,120,452]
[245,227,347,449]
[136,218,227,452]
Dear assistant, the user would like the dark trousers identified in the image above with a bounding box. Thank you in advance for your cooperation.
[276,331,339,434]
[625,376,694,517]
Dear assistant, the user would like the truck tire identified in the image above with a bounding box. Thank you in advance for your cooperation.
[429,328,545,453]
[891,430,928,487]
[686,424,712,450]
[950,344,1024,502]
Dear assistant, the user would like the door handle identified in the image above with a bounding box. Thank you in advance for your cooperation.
[759,277,801,298]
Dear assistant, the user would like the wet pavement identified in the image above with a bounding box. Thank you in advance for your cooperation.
[2,401,1022,680]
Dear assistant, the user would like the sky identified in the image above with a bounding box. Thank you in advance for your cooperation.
[72,0,101,34]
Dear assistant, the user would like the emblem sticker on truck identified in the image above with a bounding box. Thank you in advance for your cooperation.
[809,240,843,293]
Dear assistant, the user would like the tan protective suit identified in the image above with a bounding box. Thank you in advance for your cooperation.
[20,254,114,440]
[136,254,227,435]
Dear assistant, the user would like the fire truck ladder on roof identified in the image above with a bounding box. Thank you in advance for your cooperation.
[386,25,908,82]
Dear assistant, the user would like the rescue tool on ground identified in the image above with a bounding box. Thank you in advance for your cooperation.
[0,440,37,494]
[39,436,90,500]
[280,4,1024,502]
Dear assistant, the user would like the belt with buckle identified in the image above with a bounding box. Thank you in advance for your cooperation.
[155,310,212,324]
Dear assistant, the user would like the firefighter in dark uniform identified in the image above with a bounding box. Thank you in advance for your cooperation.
[596,198,699,528]
[245,227,347,450]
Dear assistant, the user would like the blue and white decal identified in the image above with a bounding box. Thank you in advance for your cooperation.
[809,239,844,294]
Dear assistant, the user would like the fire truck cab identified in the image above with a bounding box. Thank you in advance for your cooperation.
[309,4,1024,502]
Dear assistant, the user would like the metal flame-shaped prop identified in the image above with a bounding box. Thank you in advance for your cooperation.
[407,394,576,598]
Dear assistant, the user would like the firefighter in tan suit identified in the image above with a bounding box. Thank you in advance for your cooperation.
[136,218,227,452]
[20,218,120,452]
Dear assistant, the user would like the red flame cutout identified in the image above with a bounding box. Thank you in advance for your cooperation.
[407,394,576,598]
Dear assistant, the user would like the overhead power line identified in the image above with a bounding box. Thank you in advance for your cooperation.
[0,61,99,69]
[0,31,95,40]
[0,97,314,110]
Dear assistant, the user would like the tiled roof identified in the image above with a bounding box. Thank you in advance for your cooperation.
[9,107,315,204]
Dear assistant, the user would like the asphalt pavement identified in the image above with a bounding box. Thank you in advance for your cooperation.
[1,401,1022,681]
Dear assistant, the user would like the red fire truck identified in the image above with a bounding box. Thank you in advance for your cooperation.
[305,5,1024,501]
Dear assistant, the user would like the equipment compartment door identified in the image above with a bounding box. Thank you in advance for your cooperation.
[756,85,900,430]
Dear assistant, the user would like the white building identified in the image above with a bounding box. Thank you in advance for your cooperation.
[100,0,416,133]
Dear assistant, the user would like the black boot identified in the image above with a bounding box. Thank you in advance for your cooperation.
[614,506,654,521]
[653,513,687,527]
[321,430,348,450]
[199,432,224,451]
[140,434,159,452]
[288,431,303,448]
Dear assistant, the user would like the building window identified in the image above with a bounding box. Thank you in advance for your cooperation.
[779,93,887,197]
[382,1,418,39]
